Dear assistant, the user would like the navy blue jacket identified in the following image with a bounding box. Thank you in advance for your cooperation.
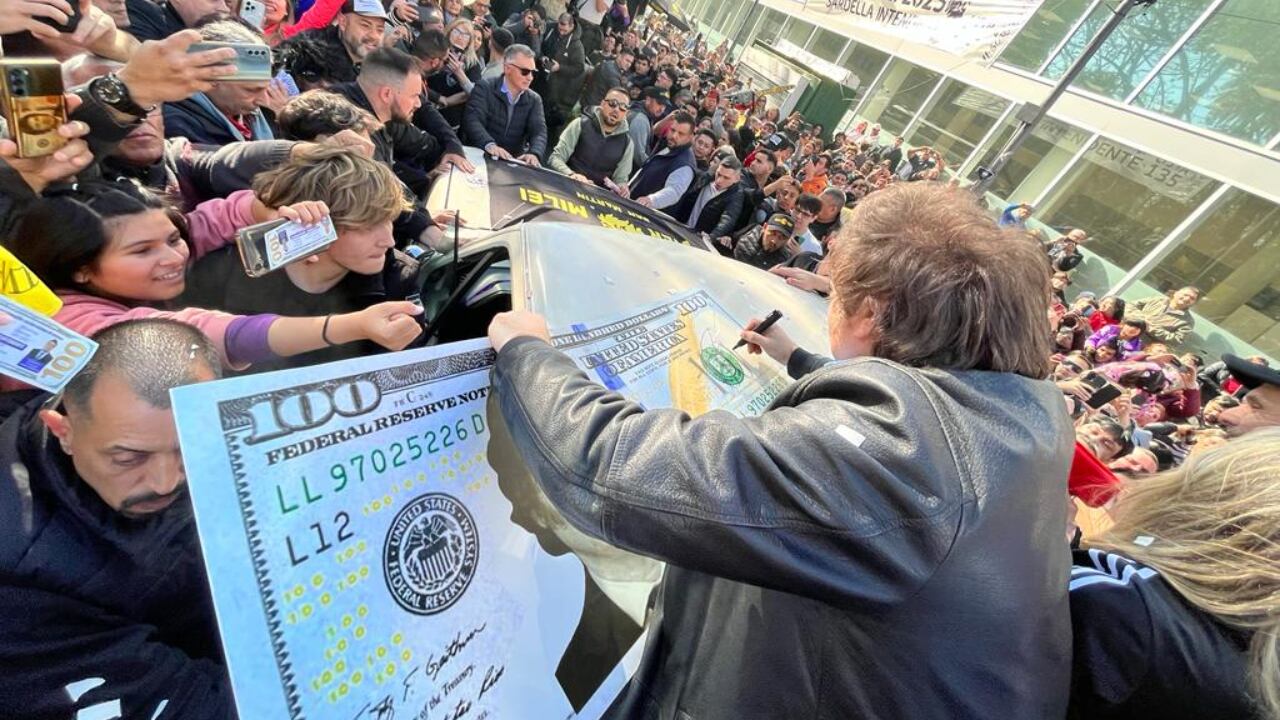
[628,143,694,200]
[124,0,184,41]
[0,394,233,719]
[463,77,548,159]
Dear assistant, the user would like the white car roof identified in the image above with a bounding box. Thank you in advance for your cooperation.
[482,222,831,352]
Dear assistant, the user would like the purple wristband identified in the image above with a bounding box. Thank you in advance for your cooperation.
[225,314,281,367]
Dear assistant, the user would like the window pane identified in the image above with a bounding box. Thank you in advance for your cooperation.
[836,43,891,132]
[1043,0,1213,100]
[969,117,1091,203]
[1134,0,1280,145]
[844,41,889,92]
[782,17,814,48]
[1038,137,1220,271]
[808,28,847,61]
[999,0,1096,71]
[853,59,941,137]
[906,81,1008,168]
[753,8,786,45]
[710,1,734,30]
[1142,189,1280,358]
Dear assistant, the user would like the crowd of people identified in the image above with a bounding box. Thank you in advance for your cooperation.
[0,0,1278,718]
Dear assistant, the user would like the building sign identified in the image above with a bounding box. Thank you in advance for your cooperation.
[1086,138,1215,204]
[810,0,1045,64]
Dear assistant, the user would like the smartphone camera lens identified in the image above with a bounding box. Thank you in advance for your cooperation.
[9,68,29,94]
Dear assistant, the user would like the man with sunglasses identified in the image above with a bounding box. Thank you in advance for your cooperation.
[463,43,547,166]
[0,319,234,719]
[548,87,634,188]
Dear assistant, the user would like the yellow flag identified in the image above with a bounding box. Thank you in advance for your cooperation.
[0,246,61,316]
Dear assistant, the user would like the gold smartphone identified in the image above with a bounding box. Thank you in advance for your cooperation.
[0,59,67,159]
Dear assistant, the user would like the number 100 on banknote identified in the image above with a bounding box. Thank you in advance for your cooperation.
[173,339,627,720]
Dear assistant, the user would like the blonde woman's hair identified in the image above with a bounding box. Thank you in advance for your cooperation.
[251,145,410,230]
[1093,428,1280,719]
[445,18,480,68]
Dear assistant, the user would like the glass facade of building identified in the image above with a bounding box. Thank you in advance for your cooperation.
[906,81,1008,169]
[1041,0,1213,100]
[851,59,941,139]
[1133,0,1280,144]
[687,0,1279,359]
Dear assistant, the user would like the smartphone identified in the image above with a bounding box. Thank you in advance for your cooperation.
[187,42,273,82]
[238,0,267,29]
[34,1,81,33]
[236,217,338,277]
[1081,372,1123,410]
[0,59,68,159]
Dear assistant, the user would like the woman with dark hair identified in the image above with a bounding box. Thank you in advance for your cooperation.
[6,181,420,372]
[259,0,295,45]
[1087,339,1120,366]
[1089,295,1126,332]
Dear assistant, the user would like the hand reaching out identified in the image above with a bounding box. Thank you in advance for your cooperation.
[117,31,238,108]
[0,94,92,194]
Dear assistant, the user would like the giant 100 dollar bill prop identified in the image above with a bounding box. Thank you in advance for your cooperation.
[551,289,789,419]
[172,339,653,720]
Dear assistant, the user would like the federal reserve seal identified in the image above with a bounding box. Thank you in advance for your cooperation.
[383,493,479,616]
[701,346,745,386]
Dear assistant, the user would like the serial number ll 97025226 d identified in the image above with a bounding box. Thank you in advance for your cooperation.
[277,413,489,567]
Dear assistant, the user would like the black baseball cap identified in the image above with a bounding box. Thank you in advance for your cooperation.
[1223,354,1280,390]
[641,86,669,102]
[766,213,795,237]
[764,133,794,152]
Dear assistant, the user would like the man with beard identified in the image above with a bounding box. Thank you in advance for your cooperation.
[624,110,695,210]
[625,86,671,171]
[732,211,794,269]
[0,320,232,719]
[1216,355,1280,435]
[548,87,634,189]
[332,48,440,190]
[275,0,389,85]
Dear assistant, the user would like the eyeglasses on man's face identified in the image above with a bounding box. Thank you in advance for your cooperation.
[602,98,627,110]
[506,64,535,76]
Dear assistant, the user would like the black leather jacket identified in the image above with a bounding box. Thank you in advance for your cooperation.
[493,339,1075,719]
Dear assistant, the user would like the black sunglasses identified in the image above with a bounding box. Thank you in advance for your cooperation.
[506,64,535,76]
[602,98,627,110]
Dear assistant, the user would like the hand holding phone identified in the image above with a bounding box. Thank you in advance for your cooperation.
[236,216,339,277]
[1081,372,1123,410]
[0,59,68,159]
[187,41,272,82]
[27,0,82,34]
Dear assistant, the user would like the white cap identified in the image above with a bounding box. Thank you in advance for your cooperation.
[348,0,389,20]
